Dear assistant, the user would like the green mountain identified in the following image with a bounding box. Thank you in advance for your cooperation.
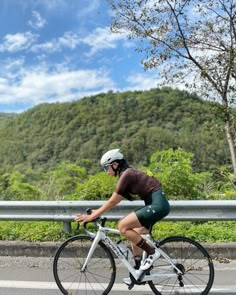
[0,88,231,173]
[0,112,17,123]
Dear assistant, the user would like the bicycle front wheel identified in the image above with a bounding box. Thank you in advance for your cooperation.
[53,235,116,295]
[148,236,214,295]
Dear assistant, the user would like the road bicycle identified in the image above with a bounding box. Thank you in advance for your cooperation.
[53,210,214,295]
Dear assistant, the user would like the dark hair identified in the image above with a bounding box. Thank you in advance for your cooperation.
[116,159,129,176]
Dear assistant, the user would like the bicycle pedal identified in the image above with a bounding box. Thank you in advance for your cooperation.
[179,281,184,287]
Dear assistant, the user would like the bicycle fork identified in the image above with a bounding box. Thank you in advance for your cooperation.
[81,231,102,272]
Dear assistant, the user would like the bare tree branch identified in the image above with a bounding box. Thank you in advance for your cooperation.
[109,0,236,173]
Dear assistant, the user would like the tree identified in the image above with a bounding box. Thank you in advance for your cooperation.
[71,172,117,200]
[0,171,40,200]
[148,148,212,199]
[39,162,88,200]
[108,0,236,173]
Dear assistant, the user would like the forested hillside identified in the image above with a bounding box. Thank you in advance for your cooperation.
[0,113,17,126]
[0,88,231,174]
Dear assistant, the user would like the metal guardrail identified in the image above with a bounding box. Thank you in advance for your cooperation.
[0,200,236,232]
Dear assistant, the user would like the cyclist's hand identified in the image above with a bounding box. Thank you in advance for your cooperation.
[74,214,90,223]
[74,210,97,223]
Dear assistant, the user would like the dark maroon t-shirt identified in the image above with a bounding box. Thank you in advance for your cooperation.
[115,168,161,200]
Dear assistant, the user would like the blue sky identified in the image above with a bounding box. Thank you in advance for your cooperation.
[0,0,160,113]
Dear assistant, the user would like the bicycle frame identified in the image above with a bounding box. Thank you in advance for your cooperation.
[82,223,183,282]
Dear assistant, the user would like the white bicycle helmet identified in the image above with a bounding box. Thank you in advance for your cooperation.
[100,149,124,166]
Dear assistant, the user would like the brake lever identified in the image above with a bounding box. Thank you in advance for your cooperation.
[101,217,107,227]
[83,208,108,232]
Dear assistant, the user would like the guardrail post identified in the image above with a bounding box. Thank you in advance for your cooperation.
[63,222,71,233]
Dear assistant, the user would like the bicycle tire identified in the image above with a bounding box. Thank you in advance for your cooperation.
[53,235,116,295]
[148,236,214,295]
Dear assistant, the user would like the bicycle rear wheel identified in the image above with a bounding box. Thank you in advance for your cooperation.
[53,235,116,295]
[148,236,214,295]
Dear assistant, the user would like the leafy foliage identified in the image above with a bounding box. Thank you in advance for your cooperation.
[148,148,212,199]
[70,172,117,200]
[152,221,236,243]
[0,162,88,201]
[0,89,235,242]
[0,171,40,200]
[109,0,236,173]
[0,221,66,241]
[37,162,88,200]
[0,88,232,174]
[0,220,235,243]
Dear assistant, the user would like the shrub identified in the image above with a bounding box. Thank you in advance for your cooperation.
[148,148,212,199]
[68,172,117,200]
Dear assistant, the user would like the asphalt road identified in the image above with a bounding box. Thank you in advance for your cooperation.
[0,256,235,294]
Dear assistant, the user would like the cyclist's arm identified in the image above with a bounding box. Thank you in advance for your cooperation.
[74,192,123,222]
[92,192,123,218]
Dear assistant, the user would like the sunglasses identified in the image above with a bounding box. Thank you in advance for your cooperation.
[103,164,112,171]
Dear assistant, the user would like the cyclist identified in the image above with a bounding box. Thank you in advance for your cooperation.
[75,149,170,276]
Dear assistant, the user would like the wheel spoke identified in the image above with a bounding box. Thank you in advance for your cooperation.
[148,236,214,295]
[53,235,116,295]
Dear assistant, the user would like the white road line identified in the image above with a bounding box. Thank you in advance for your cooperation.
[0,281,150,291]
[0,281,235,293]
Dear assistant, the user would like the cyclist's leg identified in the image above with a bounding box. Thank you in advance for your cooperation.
[118,189,170,243]
[118,213,158,265]
[135,189,170,228]
[131,227,149,258]
[119,190,170,272]
[118,214,149,285]
[134,189,170,270]
[118,212,144,244]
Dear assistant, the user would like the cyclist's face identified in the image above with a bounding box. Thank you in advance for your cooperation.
[103,164,112,172]
[104,162,118,176]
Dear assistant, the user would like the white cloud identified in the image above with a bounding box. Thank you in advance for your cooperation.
[28,10,47,30]
[0,77,8,91]
[125,69,194,93]
[58,32,80,49]
[0,26,126,57]
[0,32,37,52]
[31,41,55,52]
[35,0,67,11]
[0,61,115,107]
[30,27,126,56]
[77,0,100,17]
[31,31,80,53]
[82,27,126,56]
[126,72,159,90]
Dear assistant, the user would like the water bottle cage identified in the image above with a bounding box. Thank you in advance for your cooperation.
[116,240,130,260]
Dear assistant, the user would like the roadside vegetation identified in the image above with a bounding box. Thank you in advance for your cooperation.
[0,147,235,242]
[0,220,236,243]
[0,88,235,242]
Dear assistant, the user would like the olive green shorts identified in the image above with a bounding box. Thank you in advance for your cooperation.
[135,189,170,229]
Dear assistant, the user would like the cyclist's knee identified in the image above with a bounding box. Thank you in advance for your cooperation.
[118,221,129,235]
